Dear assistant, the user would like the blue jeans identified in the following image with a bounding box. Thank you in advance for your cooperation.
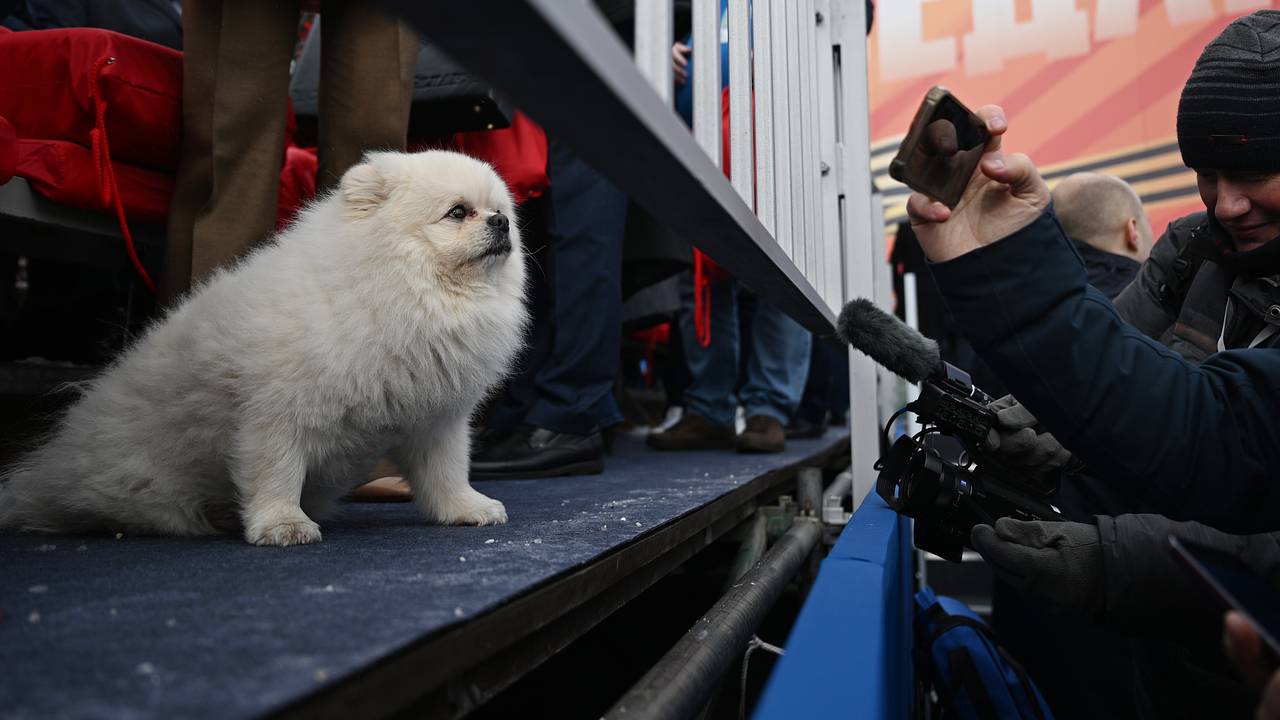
[678,274,811,426]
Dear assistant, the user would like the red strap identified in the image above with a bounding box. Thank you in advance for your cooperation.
[693,249,712,347]
[89,55,156,293]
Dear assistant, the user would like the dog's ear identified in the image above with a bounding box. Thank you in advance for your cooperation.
[340,160,388,219]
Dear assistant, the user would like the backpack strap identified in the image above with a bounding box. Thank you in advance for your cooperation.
[948,647,1001,720]
[924,607,997,649]
[923,603,1048,720]
[1156,221,1216,317]
[997,645,1049,720]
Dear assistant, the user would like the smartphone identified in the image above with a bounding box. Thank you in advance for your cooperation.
[1170,535,1280,665]
[888,86,990,209]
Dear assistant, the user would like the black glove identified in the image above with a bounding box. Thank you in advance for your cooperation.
[970,517,1104,616]
[1096,514,1276,626]
[982,394,1080,480]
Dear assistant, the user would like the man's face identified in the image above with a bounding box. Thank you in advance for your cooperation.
[1195,169,1280,252]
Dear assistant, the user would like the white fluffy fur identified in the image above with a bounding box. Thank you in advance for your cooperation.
[0,150,527,546]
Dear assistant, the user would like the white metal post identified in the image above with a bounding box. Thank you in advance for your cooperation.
[692,0,721,166]
[833,0,879,506]
[752,0,776,235]
[728,0,753,204]
[797,0,817,286]
[903,272,923,439]
[634,0,674,103]
[785,0,807,273]
[768,0,793,257]
[815,0,842,311]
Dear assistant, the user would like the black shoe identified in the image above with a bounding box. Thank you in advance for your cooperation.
[470,424,604,480]
[470,425,510,459]
[785,412,828,440]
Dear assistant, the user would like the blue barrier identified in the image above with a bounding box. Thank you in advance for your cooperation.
[754,491,913,719]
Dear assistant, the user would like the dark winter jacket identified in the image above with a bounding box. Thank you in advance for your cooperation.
[1074,241,1140,300]
[1115,211,1280,362]
[930,208,1280,533]
[2,0,182,49]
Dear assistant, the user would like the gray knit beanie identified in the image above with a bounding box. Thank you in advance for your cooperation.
[1178,10,1280,171]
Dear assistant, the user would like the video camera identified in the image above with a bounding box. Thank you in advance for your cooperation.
[875,362,1063,562]
[835,297,1063,562]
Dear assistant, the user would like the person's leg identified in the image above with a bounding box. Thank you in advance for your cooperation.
[647,271,739,450]
[522,139,626,436]
[470,141,624,478]
[160,0,220,304]
[316,0,417,191]
[164,0,300,301]
[788,335,830,438]
[678,275,739,426]
[737,301,810,452]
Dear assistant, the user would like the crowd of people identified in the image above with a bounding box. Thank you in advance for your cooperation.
[908,10,1280,718]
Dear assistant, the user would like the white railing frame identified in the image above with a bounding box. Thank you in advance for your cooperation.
[632,0,879,504]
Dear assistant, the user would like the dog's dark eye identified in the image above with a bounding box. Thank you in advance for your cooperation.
[447,204,468,220]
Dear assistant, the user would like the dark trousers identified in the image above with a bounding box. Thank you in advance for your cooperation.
[486,140,626,436]
[796,337,850,424]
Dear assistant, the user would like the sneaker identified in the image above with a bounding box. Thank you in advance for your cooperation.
[737,415,786,454]
[646,412,736,451]
[654,405,685,433]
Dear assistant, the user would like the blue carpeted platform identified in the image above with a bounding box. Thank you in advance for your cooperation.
[0,435,836,720]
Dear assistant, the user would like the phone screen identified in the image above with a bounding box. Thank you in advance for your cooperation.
[1171,536,1280,657]
[889,89,990,208]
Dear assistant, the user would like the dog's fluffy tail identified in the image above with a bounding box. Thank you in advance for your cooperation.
[0,462,39,531]
[0,458,60,533]
[0,439,103,534]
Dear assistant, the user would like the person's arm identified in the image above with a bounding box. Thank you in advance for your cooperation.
[971,515,1280,626]
[931,210,1280,530]
[905,104,1280,531]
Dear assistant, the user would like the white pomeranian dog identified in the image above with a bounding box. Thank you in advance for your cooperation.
[0,150,527,546]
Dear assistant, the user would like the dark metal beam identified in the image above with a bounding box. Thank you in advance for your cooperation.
[378,0,836,337]
[603,520,824,720]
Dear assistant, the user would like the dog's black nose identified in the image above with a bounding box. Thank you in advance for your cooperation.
[487,213,509,233]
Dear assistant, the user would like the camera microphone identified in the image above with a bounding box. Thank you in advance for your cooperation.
[836,298,940,384]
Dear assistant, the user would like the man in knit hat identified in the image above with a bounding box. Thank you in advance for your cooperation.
[899,10,1280,719]
[1113,9,1280,361]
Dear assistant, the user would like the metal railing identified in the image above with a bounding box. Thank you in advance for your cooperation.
[381,0,882,503]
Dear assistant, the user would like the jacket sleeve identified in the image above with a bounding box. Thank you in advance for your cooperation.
[1096,514,1280,627]
[929,209,1280,532]
[1112,219,1185,340]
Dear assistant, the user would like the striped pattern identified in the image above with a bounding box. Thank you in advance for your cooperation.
[1177,10,1280,170]
[867,1,1280,240]
[872,137,1199,236]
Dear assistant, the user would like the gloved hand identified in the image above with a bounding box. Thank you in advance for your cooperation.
[970,517,1103,616]
[982,394,1080,480]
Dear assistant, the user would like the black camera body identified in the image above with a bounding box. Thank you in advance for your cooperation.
[876,363,1063,562]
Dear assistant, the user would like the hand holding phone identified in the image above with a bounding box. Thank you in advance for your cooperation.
[889,86,990,208]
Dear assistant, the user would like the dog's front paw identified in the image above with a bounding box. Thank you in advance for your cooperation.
[245,516,323,547]
[429,490,508,526]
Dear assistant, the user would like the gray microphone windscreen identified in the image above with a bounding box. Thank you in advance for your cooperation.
[836,298,940,383]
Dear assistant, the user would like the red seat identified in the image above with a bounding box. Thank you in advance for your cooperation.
[0,116,15,185]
